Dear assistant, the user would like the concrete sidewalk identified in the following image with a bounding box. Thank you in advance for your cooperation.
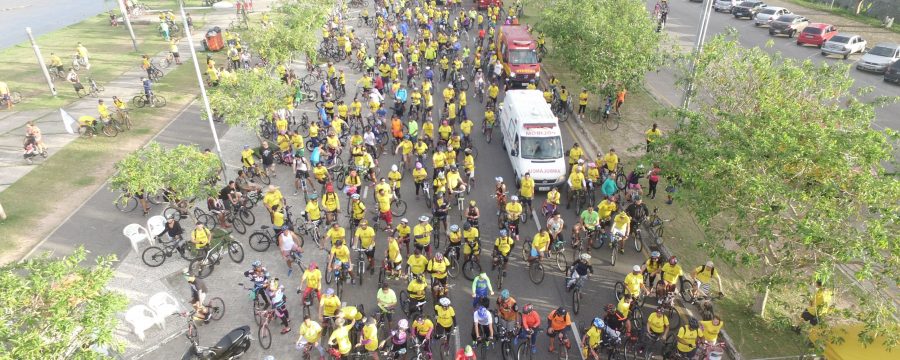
[0,4,244,193]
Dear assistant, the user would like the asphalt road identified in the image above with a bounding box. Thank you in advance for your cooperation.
[646,0,900,131]
[0,0,118,50]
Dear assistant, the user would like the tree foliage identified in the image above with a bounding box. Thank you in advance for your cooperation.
[0,247,127,359]
[110,142,221,202]
[242,0,332,64]
[206,69,293,132]
[647,33,900,347]
[534,0,664,93]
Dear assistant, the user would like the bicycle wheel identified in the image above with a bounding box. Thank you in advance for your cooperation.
[399,290,410,316]
[610,245,618,266]
[256,171,271,185]
[189,258,214,278]
[501,341,514,360]
[554,251,567,272]
[115,194,138,212]
[197,213,217,230]
[391,200,407,216]
[680,279,696,303]
[633,231,643,252]
[152,95,167,108]
[614,282,625,301]
[462,258,481,280]
[654,225,664,245]
[258,324,272,349]
[102,124,118,137]
[557,346,568,360]
[572,289,581,314]
[325,266,334,284]
[616,172,627,190]
[239,208,256,225]
[207,297,225,320]
[447,256,460,278]
[605,116,620,131]
[141,246,167,267]
[249,233,272,252]
[132,95,146,108]
[181,246,203,261]
[227,240,245,263]
[231,217,247,234]
[592,232,606,249]
[529,263,544,284]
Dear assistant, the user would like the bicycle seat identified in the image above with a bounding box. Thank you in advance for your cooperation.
[213,325,250,350]
[261,225,270,230]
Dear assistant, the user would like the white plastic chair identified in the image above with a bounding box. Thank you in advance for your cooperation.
[123,223,151,253]
[146,215,167,240]
[148,292,181,323]
[124,305,163,341]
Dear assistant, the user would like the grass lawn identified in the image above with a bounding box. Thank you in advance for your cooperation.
[0,63,198,264]
[521,4,811,358]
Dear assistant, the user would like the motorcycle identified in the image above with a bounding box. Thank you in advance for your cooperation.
[181,325,252,360]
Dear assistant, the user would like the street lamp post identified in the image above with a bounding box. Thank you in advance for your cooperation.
[118,0,140,52]
[179,3,228,181]
[25,27,57,96]
[679,0,715,116]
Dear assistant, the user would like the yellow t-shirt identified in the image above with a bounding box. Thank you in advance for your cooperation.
[272,211,285,227]
[603,153,619,172]
[694,265,716,284]
[300,320,323,343]
[329,324,353,355]
[613,213,631,231]
[661,263,684,284]
[585,326,602,348]
[700,320,723,343]
[407,280,427,300]
[321,295,341,316]
[616,297,631,319]
[407,254,428,275]
[427,258,449,279]
[624,272,644,297]
[303,269,322,290]
[807,288,833,316]
[387,239,402,263]
[531,232,550,252]
[494,236,514,255]
[598,200,617,219]
[520,177,535,198]
[362,323,379,351]
[676,326,700,353]
[191,228,211,248]
[413,319,434,336]
[413,223,433,246]
[647,312,669,334]
[331,244,350,263]
[306,200,322,221]
[356,226,376,249]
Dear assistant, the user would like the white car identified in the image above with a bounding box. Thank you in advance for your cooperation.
[856,43,900,73]
[713,0,740,13]
[821,34,867,59]
[754,7,791,27]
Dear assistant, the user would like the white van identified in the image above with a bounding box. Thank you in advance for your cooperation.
[499,90,567,191]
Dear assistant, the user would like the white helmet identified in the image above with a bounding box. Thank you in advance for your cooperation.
[439,297,451,307]
[495,176,503,182]
[580,253,592,261]
[391,164,399,172]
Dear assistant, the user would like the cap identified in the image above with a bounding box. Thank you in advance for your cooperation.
[706,261,714,267]
[633,265,641,272]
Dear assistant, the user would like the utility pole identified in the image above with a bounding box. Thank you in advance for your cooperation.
[179,2,228,181]
[118,0,140,51]
[26,27,57,96]
[679,0,714,117]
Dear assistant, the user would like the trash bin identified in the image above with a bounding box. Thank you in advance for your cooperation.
[202,27,224,51]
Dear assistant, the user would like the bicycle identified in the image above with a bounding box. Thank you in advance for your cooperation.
[243,164,271,185]
[592,97,620,131]
[550,329,570,360]
[114,191,162,212]
[132,92,167,108]
[71,54,87,71]
[571,276,586,315]
[248,225,302,252]
[114,108,132,130]
[481,118,494,143]
[435,326,455,360]
[254,307,278,349]
[609,232,624,266]
[522,243,545,284]
[461,246,482,281]
[399,291,427,319]
[566,187,586,212]
[548,238,568,273]
[445,245,461,278]
[473,335,494,360]
[177,301,225,342]
[645,207,672,245]
[2,91,22,107]
[47,65,66,81]
[78,119,118,137]
[516,328,543,360]
[141,236,197,266]
[631,218,645,253]
[325,260,350,298]
[188,232,245,278]
[353,248,370,287]
[680,275,725,305]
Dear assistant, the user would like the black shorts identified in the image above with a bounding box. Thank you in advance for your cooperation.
[295,170,309,179]
[173,52,180,58]
[365,248,375,258]
[801,310,819,325]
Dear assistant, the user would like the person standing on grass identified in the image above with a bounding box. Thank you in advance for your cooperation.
[615,88,627,115]
[76,42,90,70]
[645,123,662,153]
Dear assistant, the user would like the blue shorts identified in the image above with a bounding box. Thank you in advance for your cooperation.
[530,248,540,257]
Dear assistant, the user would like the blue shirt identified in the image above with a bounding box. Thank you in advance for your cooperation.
[310,147,321,165]
[601,178,618,197]
[142,79,152,92]
[399,22,409,37]
[424,69,434,81]
[396,88,408,102]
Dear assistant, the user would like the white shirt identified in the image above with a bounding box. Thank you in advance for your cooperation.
[279,231,297,251]
[363,131,376,146]
[295,157,309,172]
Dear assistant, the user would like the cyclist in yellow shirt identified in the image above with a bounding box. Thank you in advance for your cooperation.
[319,287,342,326]
[300,262,323,304]
[578,88,589,119]
[349,193,366,226]
[611,210,631,254]
[407,248,429,277]
[639,307,670,353]
[354,219,377,271]
[582,318,604,359]
[97,99,111,121]
[690,261,725,300]
[503,196,523,235]
[328,239,354,284]
[567,143,584,169]
[325,222,346,248]
[412,314,434,354]
[699,315,724,344]
[427,252,450,286]
[529,228,551,261]
[434,297,456,339]
[624,265,650,299]
[406,274,428,307]
[519,173,535,214]
[660,256,684,295]
[190,222,212,253]
[413,215,434,255]
[675,318,701,358]
[492,229,515,274]
[603,148,619,174]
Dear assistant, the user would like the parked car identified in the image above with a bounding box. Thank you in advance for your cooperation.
[884,60,900,84]
[754,7,791,27]
[796,23,838,47]
[821,34,867,59]
[733,1,767,19]
[856,43,900,73]
[769,14,809,37]
[713,0,740,13]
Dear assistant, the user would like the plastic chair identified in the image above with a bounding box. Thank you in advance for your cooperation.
[123,223,151,253]
[146,215,167,240]
[124,305,163,341]
[148,292,181,323]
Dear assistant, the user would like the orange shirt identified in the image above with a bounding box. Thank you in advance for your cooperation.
[616,90,627,102]
[548,311,571,331]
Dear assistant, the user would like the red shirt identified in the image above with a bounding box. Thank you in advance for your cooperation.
[521,310,541,330]
[455,349,476,360]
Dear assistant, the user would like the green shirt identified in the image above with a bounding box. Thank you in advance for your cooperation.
[377,289,397,307]
[407,120,419,137]
[580,210,600,229]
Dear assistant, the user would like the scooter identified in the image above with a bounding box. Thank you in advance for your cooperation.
[181,325,252,360]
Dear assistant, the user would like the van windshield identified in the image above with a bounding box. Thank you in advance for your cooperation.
[509,49,538,65]
[520,136,563,160]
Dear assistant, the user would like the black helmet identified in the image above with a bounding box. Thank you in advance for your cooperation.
[688,317,699,329]
[555,307,567,317]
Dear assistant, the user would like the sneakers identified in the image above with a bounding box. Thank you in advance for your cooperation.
[531,345,537,354]
[287,268,293,277]
[281,327,291,334]
[563,339,571,349]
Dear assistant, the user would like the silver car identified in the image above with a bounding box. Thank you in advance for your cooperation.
[713,0,740,12]
[856,43,900,73]
[754,7,790,27]
[821,34,867,59]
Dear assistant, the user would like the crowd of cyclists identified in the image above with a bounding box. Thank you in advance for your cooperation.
[170,0,735,359]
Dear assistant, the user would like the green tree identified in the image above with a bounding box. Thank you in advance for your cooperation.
[242,0,332,65]
[534,0,664,93]
[110,142,221,203]
[647,33,900,347]
[206,69,292,133]
[0,247,127,359]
